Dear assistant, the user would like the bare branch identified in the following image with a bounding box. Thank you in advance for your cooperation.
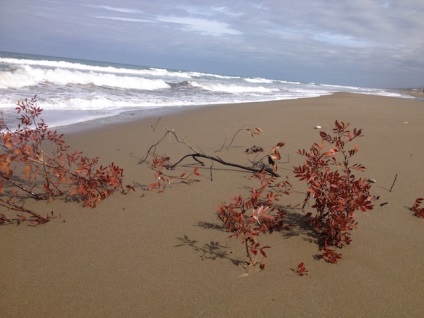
[168,153,280,177]
[138,119,201,165]
[389,173,398,192]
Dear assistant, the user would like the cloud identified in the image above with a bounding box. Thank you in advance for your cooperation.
[210,6,244,17]
[95,16,150,23]
[155,16,241,36]
[87,3,242,36]
[0,0,423,87]
[312,32,373,48]
[175,4,244,18]
[83,5,142,14]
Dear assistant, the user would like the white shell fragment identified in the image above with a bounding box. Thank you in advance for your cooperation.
[367,178,377,183]
[314,126,322,129]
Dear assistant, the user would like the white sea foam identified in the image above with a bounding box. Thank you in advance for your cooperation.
[319,83,360,90]
[0,53,413,129]
[0,67,38,88]
[244,77,274,84]
[0,65,170,90]
[189,72,240,80]
[0,57,191,79]
[190,81,278,93]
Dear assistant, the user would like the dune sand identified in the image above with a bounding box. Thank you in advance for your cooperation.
[1,93,423,317]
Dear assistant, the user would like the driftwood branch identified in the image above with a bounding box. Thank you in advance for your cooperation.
[168,153,280,177]
[138,118,280,177]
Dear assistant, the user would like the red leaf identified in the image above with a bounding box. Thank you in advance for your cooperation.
[3,132,13,149]
[296,262,308,276]
[260,246,270,258]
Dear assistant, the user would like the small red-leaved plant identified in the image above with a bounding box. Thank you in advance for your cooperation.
[294,121,375,263]
[410,198,424,218]
[216,172,291,270]
[295,262,309,276]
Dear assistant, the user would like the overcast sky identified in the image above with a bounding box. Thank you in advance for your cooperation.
[1,0,423,88]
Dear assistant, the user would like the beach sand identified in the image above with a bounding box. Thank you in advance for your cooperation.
[1,93,423,317]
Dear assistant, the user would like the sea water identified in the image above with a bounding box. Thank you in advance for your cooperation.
[0,51,410,129]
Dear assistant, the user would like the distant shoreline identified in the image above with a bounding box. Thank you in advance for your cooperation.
[400,88,424,98]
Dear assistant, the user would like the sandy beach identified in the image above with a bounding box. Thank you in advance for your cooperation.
[1,93,423,317]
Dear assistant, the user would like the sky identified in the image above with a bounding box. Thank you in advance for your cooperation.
[0,0,423,88]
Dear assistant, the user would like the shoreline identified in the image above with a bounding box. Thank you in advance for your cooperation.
[402,88,424,99]
[2,90,416,135]
[2,93,424,317]
[56,91,416,134]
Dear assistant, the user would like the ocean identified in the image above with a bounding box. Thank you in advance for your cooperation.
[0,51,411,129]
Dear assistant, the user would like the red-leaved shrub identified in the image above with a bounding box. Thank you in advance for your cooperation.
[216,172,291,270]
[294,121,375,263]
[0,96,132,225]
